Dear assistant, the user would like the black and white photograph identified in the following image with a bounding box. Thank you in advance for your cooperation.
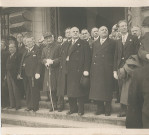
[1,0,149,134]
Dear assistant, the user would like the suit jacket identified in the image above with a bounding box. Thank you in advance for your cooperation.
[89,38,116,101]
[57,38,91,97]
[6,52,19,83]
[138,32,149,65]
[114,34,140,71]
[20,45,41,77]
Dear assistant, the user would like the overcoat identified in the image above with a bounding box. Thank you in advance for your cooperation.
[57,39,91,97]
[89,38,115,101]
[126,32,149,128]
[114,34,140,71]
[41,43,60,92]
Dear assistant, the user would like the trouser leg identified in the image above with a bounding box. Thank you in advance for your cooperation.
[77,97,85,114]
[96,100,105,113]
[105,101,111,114]
[57,96,64,110]
[68,97,78,112]
[7,73,15,108]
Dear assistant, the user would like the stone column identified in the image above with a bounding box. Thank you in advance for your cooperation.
[32,7,51,41]
[131,7,142,26]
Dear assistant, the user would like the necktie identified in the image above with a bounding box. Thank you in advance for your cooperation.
[100,39,104,45]
[122,36,125,45]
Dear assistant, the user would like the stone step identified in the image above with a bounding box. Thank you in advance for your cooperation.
[21,98,121,113]
[1,107,125,127]
[1,111,125,128]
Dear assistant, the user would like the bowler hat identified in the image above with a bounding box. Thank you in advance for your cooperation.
[43,32,53,39]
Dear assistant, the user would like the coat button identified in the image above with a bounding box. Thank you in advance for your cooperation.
[94,62,96,64]
[95,56,96,57]
[61,66,62,68]
[102,55,104,57]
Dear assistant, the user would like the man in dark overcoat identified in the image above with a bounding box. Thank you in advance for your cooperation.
[41,32,61,112]
[89,26,116,116]
[6,42,21,110]
[113,20,140,117]
[126,32,149,128]
[19,36,41,112]
[1,39,9,108]
[16,33,26,99]
[57,27,91,116]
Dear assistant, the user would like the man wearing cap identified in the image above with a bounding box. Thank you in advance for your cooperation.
[81,29,94,49]
[57,27,91,115]
[18,36,41,112]
[41,32,61,112]
[113,20,140,117]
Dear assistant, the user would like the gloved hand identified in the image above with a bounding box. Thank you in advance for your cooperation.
[83,71,89,76]
[35,73,40,79]
[46,59,53,66]
[113,71,118,80]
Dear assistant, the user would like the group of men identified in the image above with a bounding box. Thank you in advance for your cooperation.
[1,19,149,128]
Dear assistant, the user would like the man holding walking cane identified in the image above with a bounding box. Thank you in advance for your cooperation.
[41,32,61,112]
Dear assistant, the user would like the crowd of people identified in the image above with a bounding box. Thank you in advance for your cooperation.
[1,19,149,128]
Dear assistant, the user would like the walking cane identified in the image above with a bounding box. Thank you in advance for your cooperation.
[47,66,55,113]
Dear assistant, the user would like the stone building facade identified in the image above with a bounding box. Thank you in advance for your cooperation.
[1,7,149,41]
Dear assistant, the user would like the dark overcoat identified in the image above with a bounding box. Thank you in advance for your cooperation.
[114,34,140,71]
[41,43,60,92]
[6,52,19,84]
[57,39,91,97]
[89,38,115,101]
[126,32,149,128]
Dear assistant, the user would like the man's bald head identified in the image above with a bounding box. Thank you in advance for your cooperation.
[71,27,80,39]
[99,26,108,38]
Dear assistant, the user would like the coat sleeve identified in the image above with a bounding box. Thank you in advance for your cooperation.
[83,41,91,72]
[41,48,47,64]
[138,44,149,62]
[113,41,118,71]
[36,47,42,74]
[51,45,61,68]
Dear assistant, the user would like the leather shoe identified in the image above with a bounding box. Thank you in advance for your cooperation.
[105,113,111,116]
[25,108,32,111]
[95,111,104,115]
[16,107,21,110]
[117,112,126,117]
[66,110,78,115]
[78,112,84,116]
[7,107,15,109]
[58,108,63,112]
[49,108,57,112]
[33,109,39,112]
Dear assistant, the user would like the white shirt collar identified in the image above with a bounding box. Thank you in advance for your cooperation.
[28,46,34,52]
[94,36,99,41]
[122,32,128,42]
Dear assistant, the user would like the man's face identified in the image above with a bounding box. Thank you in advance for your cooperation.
[26,38,34,49]
[9,43,16,54]
[65,29,71,39]
[23,37,27,45]
[44,36,54,45]
[99,26,108,38]
[118,22,128,34]
[17,34,23,43]
[57,36,63,43]
[131,27,141,37]
[71,27,80,39]
[91,28,99,38]
[1,41,6,50]
[81,30,89,40]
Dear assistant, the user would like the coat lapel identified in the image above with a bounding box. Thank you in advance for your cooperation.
[93,38,102,55]
[68,38,81,56]
[123,34,132,50]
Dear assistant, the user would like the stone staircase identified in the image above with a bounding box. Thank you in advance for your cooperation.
[1,94,126,128]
